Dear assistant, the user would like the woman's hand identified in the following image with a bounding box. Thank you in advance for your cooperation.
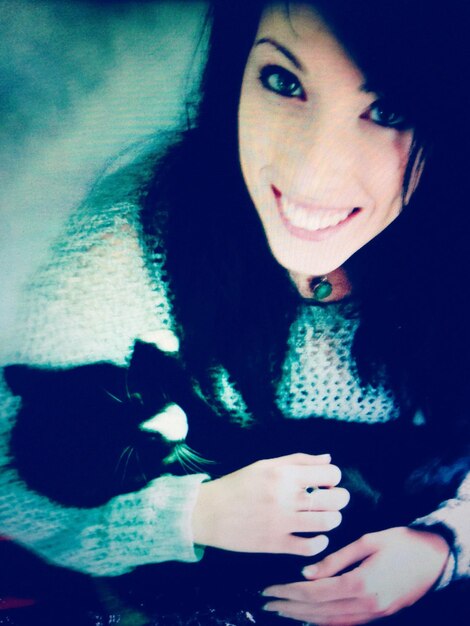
[192,453,349,556]
[262,527,450,625]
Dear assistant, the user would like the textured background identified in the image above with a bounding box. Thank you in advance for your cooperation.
[0,0,207,348]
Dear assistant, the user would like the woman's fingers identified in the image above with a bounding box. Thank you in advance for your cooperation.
[302,535,375,580]
[263,580,318,602]
[273,452,332,466]
[297,486,350,511]
[284,533,330,557]
[193,454,347,554]
[308,614,375,625]
[293,464,342,488]
[263,597,373,619]
[256,458,344,509]
[265,600,375,626]
[290,510,343,533]
[263,571,364,603]
[265,572,363,604]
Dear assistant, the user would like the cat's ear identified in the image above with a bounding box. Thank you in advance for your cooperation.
[129,340,188,411]
[4,364,57,399]
[4,362,128,403]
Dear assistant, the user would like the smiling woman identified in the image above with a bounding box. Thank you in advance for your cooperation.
[238,3,415,293]
[0,1,469,625]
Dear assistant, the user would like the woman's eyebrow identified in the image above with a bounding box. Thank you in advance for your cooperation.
[254,37,304,72]
[359,76,384,97]
[360,82,377,95]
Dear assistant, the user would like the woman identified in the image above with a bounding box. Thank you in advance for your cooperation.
[1,1,469,624]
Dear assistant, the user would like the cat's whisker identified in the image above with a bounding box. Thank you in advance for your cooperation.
[103,388,123,403]
[121,446,135,482]
[171,444,215,474]
[114,445,135,482]
[132,449,148,484]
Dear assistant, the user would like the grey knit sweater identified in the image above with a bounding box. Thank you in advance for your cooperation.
[0,160,468,585]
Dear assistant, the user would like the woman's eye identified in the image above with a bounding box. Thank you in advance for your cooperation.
[366,100,408,129]
[259,65,305,99]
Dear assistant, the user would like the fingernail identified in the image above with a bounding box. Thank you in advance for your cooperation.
[302,565,318,578]
[262,604,276,612]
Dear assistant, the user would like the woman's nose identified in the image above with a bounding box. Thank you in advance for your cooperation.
[282,114,360,202]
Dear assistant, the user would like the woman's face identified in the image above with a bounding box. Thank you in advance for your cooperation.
[238,3,414,278]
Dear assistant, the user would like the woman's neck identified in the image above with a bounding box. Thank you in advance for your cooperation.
[288,267,352,302]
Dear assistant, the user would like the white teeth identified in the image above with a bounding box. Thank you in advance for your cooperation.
[282,199,351,231]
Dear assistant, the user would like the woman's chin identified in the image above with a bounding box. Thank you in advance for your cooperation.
[279,256,343,281]
[268,242,344,278]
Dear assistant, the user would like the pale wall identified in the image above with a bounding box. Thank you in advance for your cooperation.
[0,0,207,348]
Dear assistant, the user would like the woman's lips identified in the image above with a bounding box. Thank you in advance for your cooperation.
[272,185,360,242]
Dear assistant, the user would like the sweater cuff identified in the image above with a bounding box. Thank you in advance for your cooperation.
[81,473,210,576]
[410,470,470,588]
[409,520,457,589]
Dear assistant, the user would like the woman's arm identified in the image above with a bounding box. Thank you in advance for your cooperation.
[1,369,351,575]
[0,371,208,576]
[192,453,349,555]
[0,173,213,575]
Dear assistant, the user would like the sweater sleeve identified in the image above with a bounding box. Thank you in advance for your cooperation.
[0,191,209,576]
[0,376,206,576]
[411,472,470,587]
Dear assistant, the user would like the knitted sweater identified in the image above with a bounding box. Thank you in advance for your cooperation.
[0,156,468,585]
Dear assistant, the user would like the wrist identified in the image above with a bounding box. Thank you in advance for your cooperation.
[410,522,456,589]
[191,480,216,548]
[408,527,452,587]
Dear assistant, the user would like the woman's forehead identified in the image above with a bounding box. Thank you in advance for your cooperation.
[253,2,364,86]
[257,2,329,38]
[255,2,348,60]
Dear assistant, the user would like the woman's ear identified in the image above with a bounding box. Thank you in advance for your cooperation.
[404,148,425,206]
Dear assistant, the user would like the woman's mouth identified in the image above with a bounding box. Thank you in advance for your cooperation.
[272,185,361,241]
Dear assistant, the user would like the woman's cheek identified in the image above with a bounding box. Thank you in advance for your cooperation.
[394,130,414,173]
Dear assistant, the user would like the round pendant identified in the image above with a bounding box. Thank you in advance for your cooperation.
[311,277,333,301]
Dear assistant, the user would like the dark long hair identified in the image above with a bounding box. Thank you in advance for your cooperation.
[141,0,470,439]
